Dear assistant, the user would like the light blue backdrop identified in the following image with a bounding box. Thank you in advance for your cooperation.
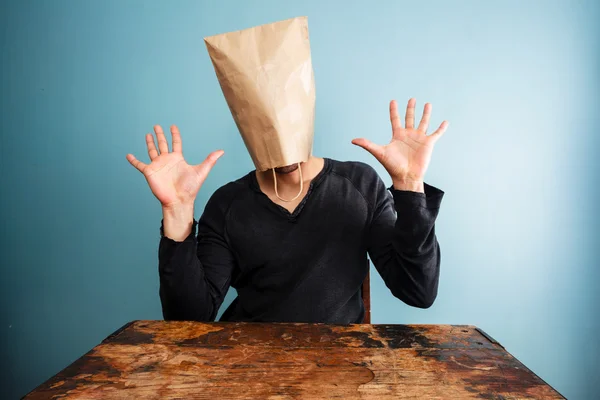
[1,1,598,398]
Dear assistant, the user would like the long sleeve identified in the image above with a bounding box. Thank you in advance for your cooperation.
[367,175,444,308]
[158,190,237,321]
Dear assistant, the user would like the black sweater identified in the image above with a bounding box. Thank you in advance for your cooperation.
[158,158,444,324]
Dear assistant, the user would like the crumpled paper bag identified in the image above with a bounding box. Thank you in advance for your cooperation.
[204,16,315,171]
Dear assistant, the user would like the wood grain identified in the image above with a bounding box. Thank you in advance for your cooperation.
[24,321,564,399]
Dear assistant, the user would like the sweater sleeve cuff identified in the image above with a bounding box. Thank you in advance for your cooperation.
[159,218,198,243]
[388,182,444,210]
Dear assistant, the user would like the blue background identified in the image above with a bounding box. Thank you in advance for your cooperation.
[1,0,598,398]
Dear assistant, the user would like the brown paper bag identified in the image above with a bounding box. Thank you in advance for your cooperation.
[204,17,315,172]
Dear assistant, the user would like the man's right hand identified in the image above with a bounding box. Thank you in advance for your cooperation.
[126,125,224,240]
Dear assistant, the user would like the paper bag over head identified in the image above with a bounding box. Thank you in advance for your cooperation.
[204,16,316,172]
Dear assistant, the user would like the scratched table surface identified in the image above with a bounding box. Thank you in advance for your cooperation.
[24,320,564,399]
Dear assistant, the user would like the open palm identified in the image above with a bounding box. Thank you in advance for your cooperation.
[352,98,448,187]
[126,125,223,208]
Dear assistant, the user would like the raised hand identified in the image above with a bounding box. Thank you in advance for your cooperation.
[126,125,224,208]
[352,98,448,192]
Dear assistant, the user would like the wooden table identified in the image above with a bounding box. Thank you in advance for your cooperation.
[24,321,564,399]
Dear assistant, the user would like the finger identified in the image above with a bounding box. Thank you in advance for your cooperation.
[171,125,183,153]
[154,125,169,154]
[146,134,159,160]
[389,100,402,131]
[417,102,432,133]
[194,150,225,180]
[405,98,416,129]
[351,138,385,163]
[126,154,148,174]
[429,120,449,143]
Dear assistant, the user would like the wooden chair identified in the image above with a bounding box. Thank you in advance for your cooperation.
[361,260,371,324]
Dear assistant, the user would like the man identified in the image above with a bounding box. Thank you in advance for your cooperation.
[126,98,448,323]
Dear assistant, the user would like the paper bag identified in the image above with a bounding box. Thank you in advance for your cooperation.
[204,16,315,172]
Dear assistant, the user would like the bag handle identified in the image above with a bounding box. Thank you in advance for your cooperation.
[273,163,303,202]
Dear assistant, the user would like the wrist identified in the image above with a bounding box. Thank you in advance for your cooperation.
[391,177,424,193]
[162,202,195,241]
[162,201,194,217]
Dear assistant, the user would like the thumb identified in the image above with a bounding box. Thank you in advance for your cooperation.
[351,138,385,163]
[194,150,225,180]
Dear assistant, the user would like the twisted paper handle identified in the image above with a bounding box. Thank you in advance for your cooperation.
[273,163,303,202]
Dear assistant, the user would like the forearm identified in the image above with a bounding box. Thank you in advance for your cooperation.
[382,228,440,308]
[158,234,218,321]
[391,191,440,254]
[369,182,444,308]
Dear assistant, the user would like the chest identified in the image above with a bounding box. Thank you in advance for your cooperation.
[226,182,370,271]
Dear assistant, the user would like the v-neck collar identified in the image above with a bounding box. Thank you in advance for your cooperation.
[248,158,332,220]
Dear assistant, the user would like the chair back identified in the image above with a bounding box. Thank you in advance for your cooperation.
[361,260,371,324]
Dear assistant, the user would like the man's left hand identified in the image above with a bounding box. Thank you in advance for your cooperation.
[352,98,448,193]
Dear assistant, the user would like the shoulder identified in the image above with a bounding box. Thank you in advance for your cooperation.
[328,158,383,188]
[202,172,253,218]
[327,158,387,205]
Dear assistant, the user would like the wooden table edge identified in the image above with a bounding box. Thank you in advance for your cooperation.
[21,321,567,399]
